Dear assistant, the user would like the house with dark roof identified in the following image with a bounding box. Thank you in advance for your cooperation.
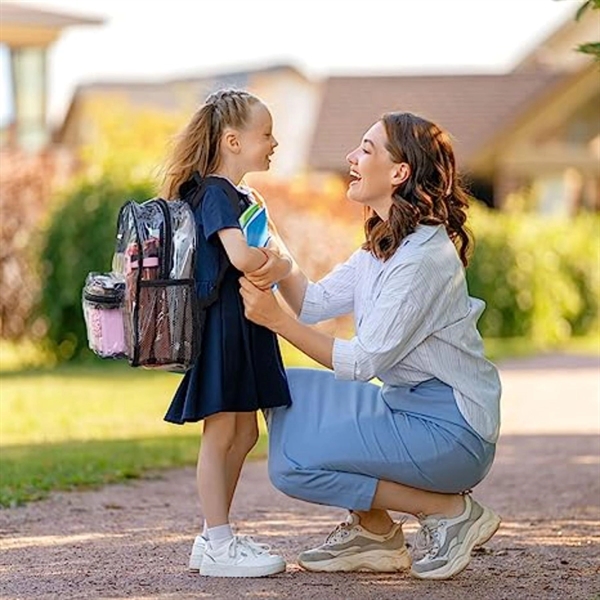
[308,9,598,214]
[11,2,596,214]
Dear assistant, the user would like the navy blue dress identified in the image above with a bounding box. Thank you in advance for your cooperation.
[164,184,292,424]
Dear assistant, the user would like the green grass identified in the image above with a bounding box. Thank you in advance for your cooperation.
[0,435,271,508]
[0,342,316,507]
[0,335,597,507]
[483,334,599,362]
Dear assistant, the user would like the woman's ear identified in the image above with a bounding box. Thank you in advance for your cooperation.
[391,162,411,186]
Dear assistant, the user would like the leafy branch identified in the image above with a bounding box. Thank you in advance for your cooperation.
[573,0,600,60]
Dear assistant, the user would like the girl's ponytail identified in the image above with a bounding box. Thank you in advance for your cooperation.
[160,89,262,199]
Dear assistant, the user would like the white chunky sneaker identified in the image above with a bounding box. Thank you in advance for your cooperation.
[188,535,207,572]
[199,535,286,578]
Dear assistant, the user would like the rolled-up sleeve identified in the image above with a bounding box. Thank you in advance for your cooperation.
[332,259,444,381]
[299,250,362,324]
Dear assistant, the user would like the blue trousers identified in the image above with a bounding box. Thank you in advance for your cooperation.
[267,368,495,511]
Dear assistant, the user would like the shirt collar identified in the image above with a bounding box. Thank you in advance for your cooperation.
[208,174,251,196]
[401,224,442,248]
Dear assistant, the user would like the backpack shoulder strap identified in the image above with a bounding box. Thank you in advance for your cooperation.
[184,172,243,217]
[181,173,244,308]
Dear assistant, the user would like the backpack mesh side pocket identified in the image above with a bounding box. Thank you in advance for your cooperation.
[127,278,201,371]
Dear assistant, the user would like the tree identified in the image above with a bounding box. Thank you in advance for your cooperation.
[566,0,600,61]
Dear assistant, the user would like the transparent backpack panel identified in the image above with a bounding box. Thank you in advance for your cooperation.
[113,199,199,371]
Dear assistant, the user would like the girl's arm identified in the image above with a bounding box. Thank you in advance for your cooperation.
[217,228,267,273]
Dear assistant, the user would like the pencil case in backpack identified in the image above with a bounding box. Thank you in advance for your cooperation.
[82,272,127,358]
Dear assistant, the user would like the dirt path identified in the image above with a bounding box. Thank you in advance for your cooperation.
[1,356,599,600]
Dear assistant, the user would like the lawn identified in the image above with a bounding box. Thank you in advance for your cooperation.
[0,340,319,507]
[0,336,597,507]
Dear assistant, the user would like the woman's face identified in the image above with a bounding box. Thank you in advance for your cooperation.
[345,121,401,212]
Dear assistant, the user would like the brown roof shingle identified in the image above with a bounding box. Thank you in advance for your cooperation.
[309,73,562,172]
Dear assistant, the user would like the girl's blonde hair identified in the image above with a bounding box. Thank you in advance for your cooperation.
[160,89,263,199]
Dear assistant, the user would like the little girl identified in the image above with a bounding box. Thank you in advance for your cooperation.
[160,89,292,578]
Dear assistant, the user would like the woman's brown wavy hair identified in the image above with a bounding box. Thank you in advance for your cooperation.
[160,89,262,199]
[362,112,472,266]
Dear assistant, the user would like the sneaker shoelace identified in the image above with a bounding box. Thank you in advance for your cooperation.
[324,521,354,546]
[237,535,272,555]
[414,516,443,560]
[324,516,406,547]
[227,536,263,559]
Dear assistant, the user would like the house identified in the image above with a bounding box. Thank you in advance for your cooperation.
[0,2,103,339]
[0,1,104,151]
[309,7,599,214]
[57,65,322,179]
[53,5,599,213]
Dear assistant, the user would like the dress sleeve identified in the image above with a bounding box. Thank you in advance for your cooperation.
[299,249,362,324]
[200,185,241,243]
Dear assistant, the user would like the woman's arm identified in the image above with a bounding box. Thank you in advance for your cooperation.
[265,234,309,316]
[263,232,360,322]
[239,277,334,368]
[241,255,448,382]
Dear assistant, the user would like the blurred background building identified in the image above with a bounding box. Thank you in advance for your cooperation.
[1,1,598,214]
[0,1,598,345]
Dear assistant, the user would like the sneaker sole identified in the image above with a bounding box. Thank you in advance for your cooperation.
[188,551,204,572]
[200,561,286,578]
[188,561,201,573]
[411,507,501,580]
[299,547,412,573]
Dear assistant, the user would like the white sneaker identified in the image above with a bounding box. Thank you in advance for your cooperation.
[188,533,269,572]
[188,535,207,572]
[199,535,286,578]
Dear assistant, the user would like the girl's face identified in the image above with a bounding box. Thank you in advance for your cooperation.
[238,103,278,173]
[345,121,406,214]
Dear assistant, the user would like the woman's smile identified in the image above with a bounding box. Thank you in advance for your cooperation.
[349,169,362,187]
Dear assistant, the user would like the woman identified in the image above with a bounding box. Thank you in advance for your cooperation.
[239,112,502,580]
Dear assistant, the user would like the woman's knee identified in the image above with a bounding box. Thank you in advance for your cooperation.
[268,460,323,502]
[268,461,300,498]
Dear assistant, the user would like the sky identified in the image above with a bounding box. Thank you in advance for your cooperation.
[1,0,578,126]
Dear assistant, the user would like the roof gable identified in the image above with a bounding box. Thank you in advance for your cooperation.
[309,73,561,172]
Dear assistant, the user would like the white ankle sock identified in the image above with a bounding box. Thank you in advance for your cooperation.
[207,524,233,550]
[202,521,208,538]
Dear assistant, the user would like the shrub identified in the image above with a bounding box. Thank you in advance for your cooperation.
[37,177,155,361]
[467,203,599,345]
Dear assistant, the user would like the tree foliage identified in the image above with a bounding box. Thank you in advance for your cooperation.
[38,177,155,361]
[559,0,600,60]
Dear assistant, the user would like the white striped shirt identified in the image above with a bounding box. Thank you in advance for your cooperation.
[299,224,501,443]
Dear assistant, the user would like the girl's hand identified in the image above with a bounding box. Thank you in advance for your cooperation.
[245,248,292,290]
[239,277,285,331]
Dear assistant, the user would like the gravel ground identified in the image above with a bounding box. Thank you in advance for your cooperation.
[1,355,599,600]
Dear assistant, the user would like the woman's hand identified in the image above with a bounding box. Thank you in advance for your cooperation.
[245,248,292,291]
[239,276,285,331]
